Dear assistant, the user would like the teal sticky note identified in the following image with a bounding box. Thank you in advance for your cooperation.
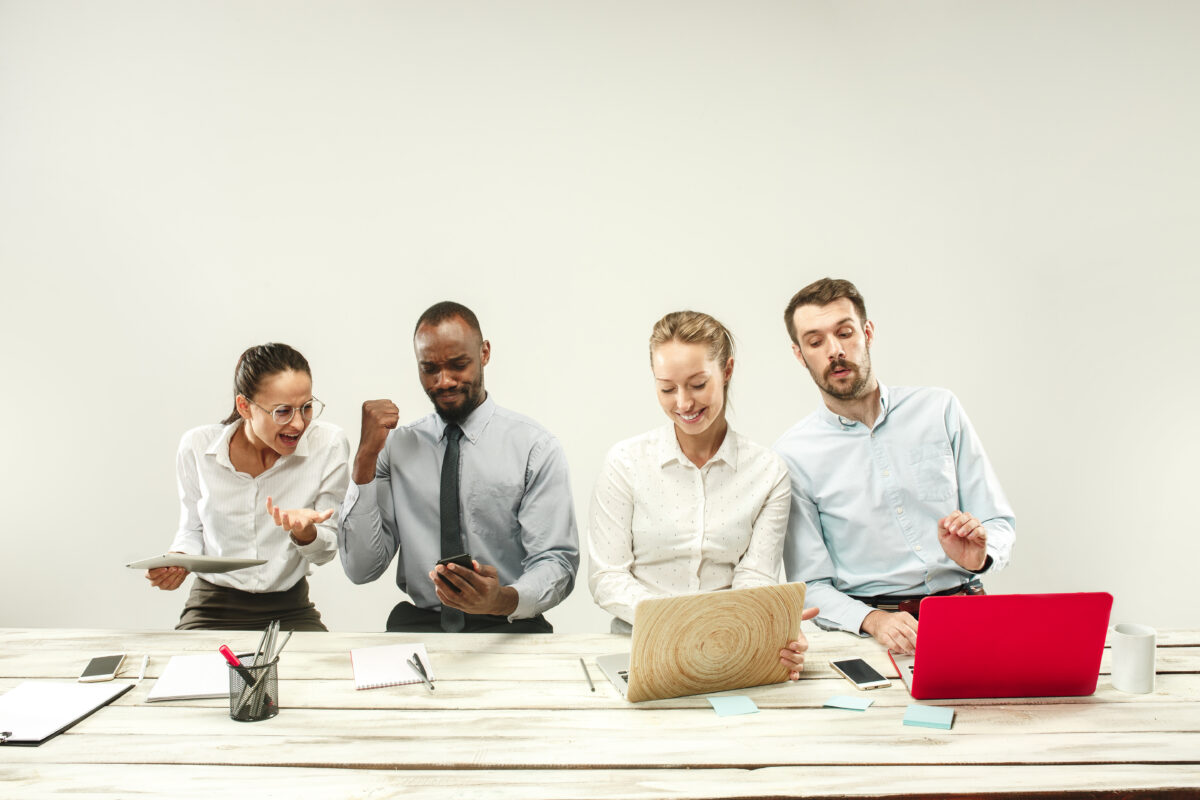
[903,703,955,730]
[824,694,874,711]
[707,695,759,716]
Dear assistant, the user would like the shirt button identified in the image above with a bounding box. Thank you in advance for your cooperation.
[915,545,923,551]
[882,470,890,477]
[896,507,904,515]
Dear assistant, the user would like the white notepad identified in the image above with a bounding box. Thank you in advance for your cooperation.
[146,653,230,702]
[0,681,131,745]
[350,644,433,690]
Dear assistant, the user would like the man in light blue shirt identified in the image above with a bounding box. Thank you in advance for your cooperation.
[774,278,1015,654]
[339,301,579,632]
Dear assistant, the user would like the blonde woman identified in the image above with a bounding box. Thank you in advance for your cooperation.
[588,311,819,678]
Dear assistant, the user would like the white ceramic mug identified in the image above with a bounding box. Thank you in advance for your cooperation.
[1111,623,1156,694]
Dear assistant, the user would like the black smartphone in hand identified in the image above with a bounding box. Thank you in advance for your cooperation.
[435,553,474,592]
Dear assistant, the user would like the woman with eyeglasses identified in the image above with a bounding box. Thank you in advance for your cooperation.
[145,343,350,631]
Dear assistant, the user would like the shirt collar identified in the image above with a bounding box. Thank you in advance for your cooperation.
[206,421,240,470]
[433,394,496,445]
[818,381,891,431]
[656,424,739,469]
[206,419,312,470]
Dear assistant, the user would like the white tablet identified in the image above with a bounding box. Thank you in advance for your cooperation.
[125,554,267,572]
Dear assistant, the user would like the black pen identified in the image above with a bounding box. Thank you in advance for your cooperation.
[580,658,595,691]
[407,654,434,691]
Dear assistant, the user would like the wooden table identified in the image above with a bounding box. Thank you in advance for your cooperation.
[1,627,1197,798]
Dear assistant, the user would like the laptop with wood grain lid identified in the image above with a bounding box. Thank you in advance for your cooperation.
[596,582,807,703]
[888,592,1113,700]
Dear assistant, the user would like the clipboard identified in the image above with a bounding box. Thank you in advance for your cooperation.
[0,681,133,746]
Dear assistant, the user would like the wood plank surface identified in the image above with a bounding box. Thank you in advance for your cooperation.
[7,729,1200,769]
[58,701,1200,739]
[5,674,1197,712]
[5,626,1194,654]
[1,628,1196,799]
[2,764,1199,800]
[5,640,1198,684]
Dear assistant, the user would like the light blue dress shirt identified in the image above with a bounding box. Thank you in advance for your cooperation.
[339,395,579,620]
[773,383,1015,634]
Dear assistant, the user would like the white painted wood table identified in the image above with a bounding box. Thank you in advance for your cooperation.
[1,627,1197,798]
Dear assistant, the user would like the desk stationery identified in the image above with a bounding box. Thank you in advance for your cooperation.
[1,627,1197,798]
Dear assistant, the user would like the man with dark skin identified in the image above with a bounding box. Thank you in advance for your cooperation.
[339,301,579,633]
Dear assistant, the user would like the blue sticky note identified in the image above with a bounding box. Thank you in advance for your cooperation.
[707,695,759,717]
[824,694,874,711]
[903,703,955,730]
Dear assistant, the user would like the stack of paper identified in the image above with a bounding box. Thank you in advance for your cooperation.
[146,653,229,702]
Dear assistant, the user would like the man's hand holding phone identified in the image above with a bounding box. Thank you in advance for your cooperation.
[430,556,519,617]
[433,553,474,593]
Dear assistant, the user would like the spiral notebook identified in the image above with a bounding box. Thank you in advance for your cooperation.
[350,644,434,690]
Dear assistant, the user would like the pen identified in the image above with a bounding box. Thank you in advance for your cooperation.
[580,658,595,692]
[249,620,279,717]
[252,622,271,663]
[407,655,434,691]
[270,630,293,662]
[136,655,149,684]
[219,644,259,686]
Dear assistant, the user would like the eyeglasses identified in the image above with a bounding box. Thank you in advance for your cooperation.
[247,397,326,426]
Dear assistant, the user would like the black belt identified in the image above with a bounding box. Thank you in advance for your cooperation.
[851,580,984,616]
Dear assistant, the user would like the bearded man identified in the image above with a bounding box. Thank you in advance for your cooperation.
[774,278,1015,654]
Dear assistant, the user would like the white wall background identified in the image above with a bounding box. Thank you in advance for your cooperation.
[1,1,1196,633]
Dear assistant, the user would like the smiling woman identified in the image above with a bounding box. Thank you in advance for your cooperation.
[587,311,820,679]
[145,343,351,632]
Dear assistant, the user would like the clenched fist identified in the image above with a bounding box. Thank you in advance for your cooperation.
[354,399,400,484]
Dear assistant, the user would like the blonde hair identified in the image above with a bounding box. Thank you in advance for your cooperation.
[649,310,736,398]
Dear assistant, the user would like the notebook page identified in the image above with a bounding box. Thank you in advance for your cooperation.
[350,644,433,690]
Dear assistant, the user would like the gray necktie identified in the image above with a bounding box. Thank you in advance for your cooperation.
[439,424,466,633]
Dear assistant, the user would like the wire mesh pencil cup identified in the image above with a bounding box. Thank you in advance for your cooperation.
[228,653,279,722]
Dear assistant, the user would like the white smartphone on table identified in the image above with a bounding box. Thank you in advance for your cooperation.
[79,653,126,682]
[830,658,891,690]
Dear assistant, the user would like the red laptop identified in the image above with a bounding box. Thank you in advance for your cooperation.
[887,592,1113,700]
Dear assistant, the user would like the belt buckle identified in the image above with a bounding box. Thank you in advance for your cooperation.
[898,598,923,617]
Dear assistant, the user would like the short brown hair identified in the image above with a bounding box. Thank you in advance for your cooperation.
[783,278,868,345]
